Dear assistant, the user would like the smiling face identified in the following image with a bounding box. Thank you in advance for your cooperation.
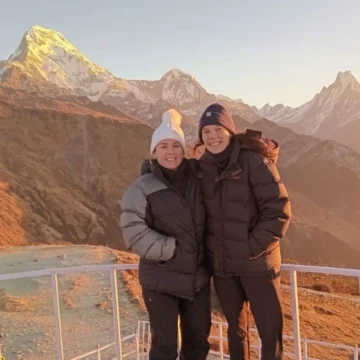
[201,125,231,154]
[154,139,184,169]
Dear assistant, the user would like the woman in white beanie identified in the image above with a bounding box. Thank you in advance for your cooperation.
[120,109,211,360]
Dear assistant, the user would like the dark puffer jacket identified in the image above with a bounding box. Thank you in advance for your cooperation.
[120,159,209,300]
[200,130,291,276]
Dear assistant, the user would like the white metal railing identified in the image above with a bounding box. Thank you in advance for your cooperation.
[0,264,137,360]
[0,263,359,360]
[280,264,360,360]
[217,325,359,360]
[301,337,359,360]
[79,318,360,360]
[68,334,137,360]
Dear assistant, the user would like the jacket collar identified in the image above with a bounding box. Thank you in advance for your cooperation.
[200,140,242,182]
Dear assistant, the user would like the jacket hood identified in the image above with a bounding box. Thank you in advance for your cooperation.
[140,159,152,175]
[233,129,279,165]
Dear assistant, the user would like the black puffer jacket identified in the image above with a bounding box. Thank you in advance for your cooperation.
[120,159,209,300]
[200,130,291,276]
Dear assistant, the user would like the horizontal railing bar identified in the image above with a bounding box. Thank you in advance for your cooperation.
[69,334,137,360]
[69,319,359,360]
[0,263,139,281]
[1,263,359,282]
[304,339,357,351]
[123,349,137,357]
[208,350,230,358]
[281,264,360,277]
[207,334,357,351]
[1,262,359,360]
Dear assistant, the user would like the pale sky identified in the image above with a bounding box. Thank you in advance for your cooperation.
[1,0,359,107]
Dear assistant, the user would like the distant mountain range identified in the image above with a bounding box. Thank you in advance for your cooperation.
[0,25,359,267]
[254,71,360,153]
[0,25,258,139]
[2,25,360,153]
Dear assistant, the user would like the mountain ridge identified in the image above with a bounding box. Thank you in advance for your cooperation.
[1,25,360,268]
[3,25,360,152]
[1,88,360,268]
[0,25,259,132]
[253,70,360,152]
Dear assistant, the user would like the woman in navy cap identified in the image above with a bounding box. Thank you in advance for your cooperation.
[197,103,291,360]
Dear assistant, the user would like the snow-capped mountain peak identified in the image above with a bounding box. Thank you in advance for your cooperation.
[255,102,294,120]
[334,70,358,91]
[9,25,102,74]
[120,67,210,109]
[1,25,259,129]
[10,25,77,61]
[4,25,127,100]
[255,70,360,153]
[161,68,193,80]
[158,68,209,108]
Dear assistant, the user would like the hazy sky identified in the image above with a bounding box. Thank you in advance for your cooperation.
[1,0,359,107]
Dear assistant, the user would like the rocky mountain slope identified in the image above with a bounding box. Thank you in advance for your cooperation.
[0,87,153,248]
[254,71,360,153]
[0,87,359,267]
[1,25,360,267]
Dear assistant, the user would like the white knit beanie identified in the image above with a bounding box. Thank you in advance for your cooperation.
[150,109,186,154]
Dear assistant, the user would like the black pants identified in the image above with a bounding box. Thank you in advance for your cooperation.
[213,272,283,360]
[142,284,211,360]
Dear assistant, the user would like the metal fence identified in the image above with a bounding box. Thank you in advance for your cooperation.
[0,263,359,360]
[75,318,359,360]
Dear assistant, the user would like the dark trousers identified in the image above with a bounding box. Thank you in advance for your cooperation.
[142,284,211,360]
[213,272,283,360]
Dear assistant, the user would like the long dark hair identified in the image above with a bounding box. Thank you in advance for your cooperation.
[193,140,204,158]
[192,129,276,159]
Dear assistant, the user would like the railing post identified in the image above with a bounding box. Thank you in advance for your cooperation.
[110,269,123,360]
[52,273,65,360]
[354,344,359,360]
[135,326,140,360]
[142,321,146,360]
[176,316,181,360]
[303,337,308,360]
[219,323,224,360]
[97,344,101,360]
[289,270,302,360]
[139,320,147,360]
[146,321,150,360]
[258,335,261,360]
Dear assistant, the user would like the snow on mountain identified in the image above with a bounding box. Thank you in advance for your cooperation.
[0,61,6,79]
[119,68,255,122]
[3,25,360,152]
[0,25,260,136]
[256,71,360,152]
[122,68,211,110]
[1,25,128,100]
[255,103,294,119]
[2,27,360,266]
[274,71,359,127]
[160,68,208,107]
[217,94,244,104]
